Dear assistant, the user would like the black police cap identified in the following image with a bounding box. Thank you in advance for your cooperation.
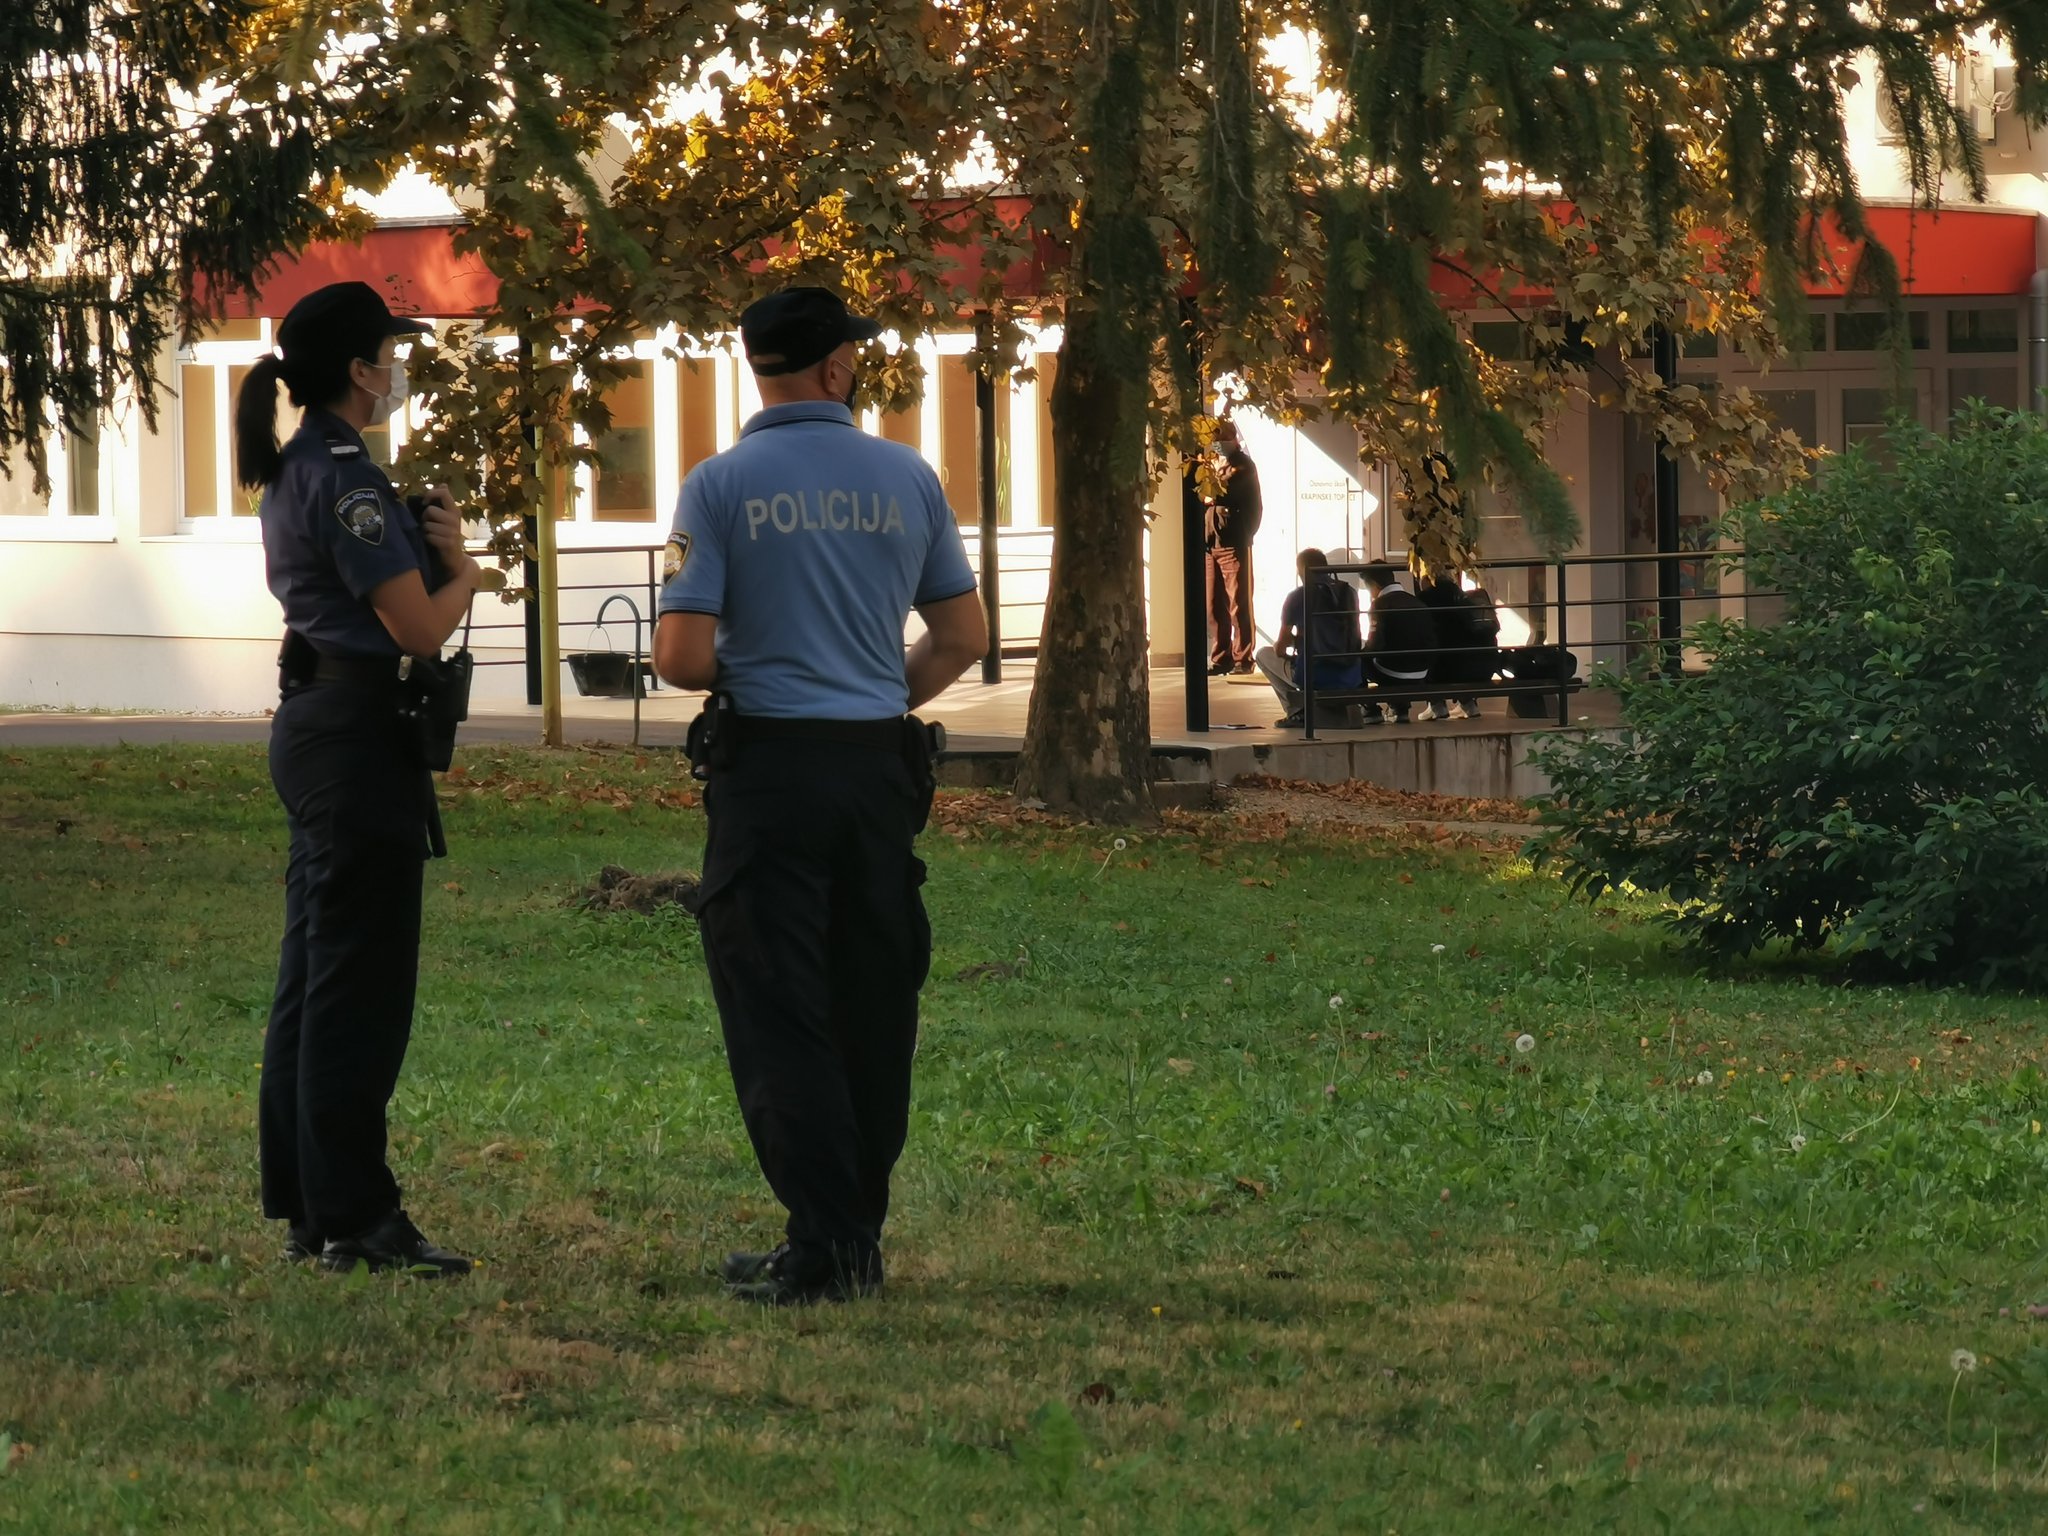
[740,287,883,376]
[276,281,431,366]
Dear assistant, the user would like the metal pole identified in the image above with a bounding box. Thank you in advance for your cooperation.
[645,548,660,692]
[974,313,1002,684]
[1300,575,1317,740]
[1556,560,1570,728]
[536,452,564,747]
[522,515,541,706]
[1652,325,1683,675]
[1182,464,1208,732]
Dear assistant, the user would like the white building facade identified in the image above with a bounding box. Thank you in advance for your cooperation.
[4,68,2045,712]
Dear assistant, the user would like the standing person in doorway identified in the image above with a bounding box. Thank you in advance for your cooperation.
[654,286,987,1307]
[1203,418,1263,676]
[238,281,484,1276]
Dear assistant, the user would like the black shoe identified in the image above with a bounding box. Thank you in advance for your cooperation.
[725,1248,880,1306]
[1274,713,1304,728]
[320,1209,473,1277]
[1231,662,1255,676]
[719,1243,789,1286]
[284,1223,324,1263]
[1206,662,1232,677]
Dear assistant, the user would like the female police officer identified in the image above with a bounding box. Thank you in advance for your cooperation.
[234,281,482,1276]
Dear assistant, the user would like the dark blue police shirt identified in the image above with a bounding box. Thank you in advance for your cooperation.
[261,409,426,657]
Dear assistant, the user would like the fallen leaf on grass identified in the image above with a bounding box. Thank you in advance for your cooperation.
[1234,1177,1268,1199]
[955,960,1022,983]
[1165,1058,1194,1075]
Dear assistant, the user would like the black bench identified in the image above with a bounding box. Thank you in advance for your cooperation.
[1295,645,1584,736]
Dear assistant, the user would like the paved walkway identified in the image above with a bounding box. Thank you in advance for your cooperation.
[0,664,1615,750]
[1,666,1615,798]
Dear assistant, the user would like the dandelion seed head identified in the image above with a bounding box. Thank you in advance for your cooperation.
[1952,1348,1978,1374]
[1431,943,1446,954]
[1329,995,1343,1011]
[1696,1069,1714,1087]
[1790,1133,1807,1153]
[1113,838,1127,851]
[1514,1033,1536,1054]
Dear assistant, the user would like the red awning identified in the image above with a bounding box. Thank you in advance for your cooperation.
[201,202,2038,325]
[201,225,501,320]
[1808,205,2040,297]
[1430,205,2041,309]
[202,200,1062,323]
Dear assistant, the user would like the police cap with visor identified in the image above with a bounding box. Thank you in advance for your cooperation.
[741,287,883,375]
[277,281,432,370]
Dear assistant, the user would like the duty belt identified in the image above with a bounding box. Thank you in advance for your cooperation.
[726,714,909,752]
[301,651,414,691]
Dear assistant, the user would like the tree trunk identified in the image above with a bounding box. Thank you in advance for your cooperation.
[1013,302,1158,824]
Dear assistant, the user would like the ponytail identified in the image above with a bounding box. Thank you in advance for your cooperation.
[234,356,288,490]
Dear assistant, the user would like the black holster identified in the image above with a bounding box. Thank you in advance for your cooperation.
[685,693,735,782]
[400,651,474,774]
[902,715,944,832]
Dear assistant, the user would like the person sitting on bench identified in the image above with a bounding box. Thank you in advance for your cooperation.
[1360,563,1437,723]
[1419,574,1502,721]
[1256,548,1362,728]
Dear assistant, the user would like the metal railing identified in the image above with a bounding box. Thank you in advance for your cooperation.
[1293,549,1779,738]
[457,542,667,707]
[469,536,1057,688]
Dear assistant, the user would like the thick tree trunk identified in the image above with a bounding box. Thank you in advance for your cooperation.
[1013,303,1158,824]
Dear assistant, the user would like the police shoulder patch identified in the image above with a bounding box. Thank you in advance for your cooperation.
[327,441,363,459]
[335,487,386,546]
[663,533,691,584]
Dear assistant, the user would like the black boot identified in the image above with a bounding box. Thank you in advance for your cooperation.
[726,1246,881,1306]
[719,1243,789,1286]
[320,1209,473,1277]
[284,1223,324,1263]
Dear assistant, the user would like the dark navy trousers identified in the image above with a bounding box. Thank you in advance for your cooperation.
[695,740,932,1285]
[260,686,433,1240]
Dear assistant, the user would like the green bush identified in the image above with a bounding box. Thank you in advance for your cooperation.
[1530,406,2048,987]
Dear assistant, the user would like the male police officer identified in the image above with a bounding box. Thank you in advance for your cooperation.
[654,287,986,1306]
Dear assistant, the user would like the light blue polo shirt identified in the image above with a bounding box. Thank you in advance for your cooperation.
[657,401,977,718]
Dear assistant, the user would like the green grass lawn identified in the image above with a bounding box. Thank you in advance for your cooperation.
[5,744,2048,1534]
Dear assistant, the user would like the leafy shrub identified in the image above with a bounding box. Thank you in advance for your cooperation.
[1530,406,2048,987]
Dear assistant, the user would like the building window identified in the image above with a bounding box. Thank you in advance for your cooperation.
[678,357,721,476]
[1948,308,2020,355]
[879,402,920,452]
[1843,385,1918,464]
[1470,321,1527,360]
[936,353,1012,527]
[591,360,654,522]
[1950,367,2020,415]
[0,417,105,524]
[1833,310,1929,352]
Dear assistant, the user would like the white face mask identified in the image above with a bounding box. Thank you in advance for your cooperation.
[364,359,408,426]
